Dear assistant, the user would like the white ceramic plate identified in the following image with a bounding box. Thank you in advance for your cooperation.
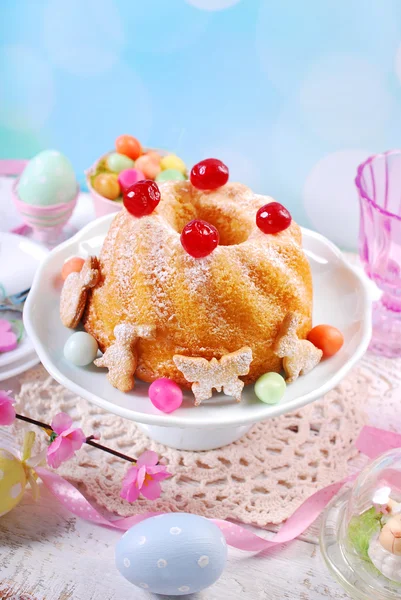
[0,350,39,381]
[0,233,47,370]
[24,214,372,429]
[0,232,48,297]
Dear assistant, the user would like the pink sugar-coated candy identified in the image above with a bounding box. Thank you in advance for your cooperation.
[118,168,145,193]
[148,378,183,413]
[0,319,18,353]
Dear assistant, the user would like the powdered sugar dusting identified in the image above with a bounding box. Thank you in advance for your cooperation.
[138,218,178,320]
[86,181,313,383]
[184,254,213,296]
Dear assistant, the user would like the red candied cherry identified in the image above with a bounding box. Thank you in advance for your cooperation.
[256,202,292,234]
[190,158,229,190]
[123,179,161,217]
[181,219,219,258]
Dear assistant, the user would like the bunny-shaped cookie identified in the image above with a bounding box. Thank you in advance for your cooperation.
[94,323,156,392]
[60,256,100,328]
[274,312,322,383]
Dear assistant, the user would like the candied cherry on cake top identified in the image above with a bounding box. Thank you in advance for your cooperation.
[181,219,219,258]
[123,179,161,217]
[256,201,292,234]
[190,158,229,190]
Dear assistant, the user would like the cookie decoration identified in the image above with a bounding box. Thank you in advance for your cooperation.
[273,312,322,383]
[94,323,156,393]
[173,347,253,406]
[60,256,100,329]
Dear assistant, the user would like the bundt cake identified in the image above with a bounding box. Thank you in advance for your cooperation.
[82,179,313,389]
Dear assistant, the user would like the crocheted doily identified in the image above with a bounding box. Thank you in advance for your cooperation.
[8,357,382,527]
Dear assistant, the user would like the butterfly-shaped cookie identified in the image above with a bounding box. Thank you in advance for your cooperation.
[173,346,253,406]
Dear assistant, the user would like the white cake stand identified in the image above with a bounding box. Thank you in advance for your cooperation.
[24,215,372,451]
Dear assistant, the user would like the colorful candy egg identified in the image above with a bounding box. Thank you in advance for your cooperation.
[307,325,344,357]
[118,168,145,193]
[18,150,77,206]
[156,169,186,183]
[106,152,135,174]
[61,257,85,281]
[254,372,286,404]
[115,135,142,161]
[134,154,161,180]
[64,332,99,366]
[146,151,162,165]
[149,378,183,413]
[116,513,227,596]
[0,449,27,517]
[160,154,186,175]
[92,173,121,200]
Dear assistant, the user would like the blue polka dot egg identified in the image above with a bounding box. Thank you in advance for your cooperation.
[116,513,227,595]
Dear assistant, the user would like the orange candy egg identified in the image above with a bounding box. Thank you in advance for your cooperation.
[61,257,85,280]
[134,154,161,180]
[115,135,142,161]
[307,325,344,357]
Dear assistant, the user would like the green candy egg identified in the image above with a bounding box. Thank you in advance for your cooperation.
[155,168,186,182]
[254,372,286,405]
[18,150,77,206]
[106,152,135,173]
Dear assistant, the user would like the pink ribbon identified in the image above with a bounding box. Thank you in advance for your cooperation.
[35,426,401,552]
[355,426,401,458]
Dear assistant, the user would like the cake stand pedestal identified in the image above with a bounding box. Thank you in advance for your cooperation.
[24,214,372,453]
[137,422,253,451]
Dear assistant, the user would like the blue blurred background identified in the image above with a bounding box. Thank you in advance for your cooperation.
[2,0,401,248]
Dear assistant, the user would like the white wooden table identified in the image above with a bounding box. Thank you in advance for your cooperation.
[0,485,347,600]
[0,177,352,600]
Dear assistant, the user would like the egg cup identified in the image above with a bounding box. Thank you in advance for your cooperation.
[12,178,79,246]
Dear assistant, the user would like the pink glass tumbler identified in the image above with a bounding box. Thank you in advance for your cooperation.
[356,150,401,357]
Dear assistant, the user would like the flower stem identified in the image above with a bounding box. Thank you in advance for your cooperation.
[16,413,52,433]
[85,438,136,463]
[15,413,136,464]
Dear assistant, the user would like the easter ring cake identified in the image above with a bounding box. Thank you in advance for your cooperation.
[81,169,314,392]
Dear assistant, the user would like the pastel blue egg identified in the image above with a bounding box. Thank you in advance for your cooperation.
[63,331,98,366]
[116,513,227,596]
[18,150,77,206]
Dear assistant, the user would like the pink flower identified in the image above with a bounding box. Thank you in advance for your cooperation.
[121,450,171,503]
[0,319,18,353]
[47,412,86,469]
[0,390,16,425]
